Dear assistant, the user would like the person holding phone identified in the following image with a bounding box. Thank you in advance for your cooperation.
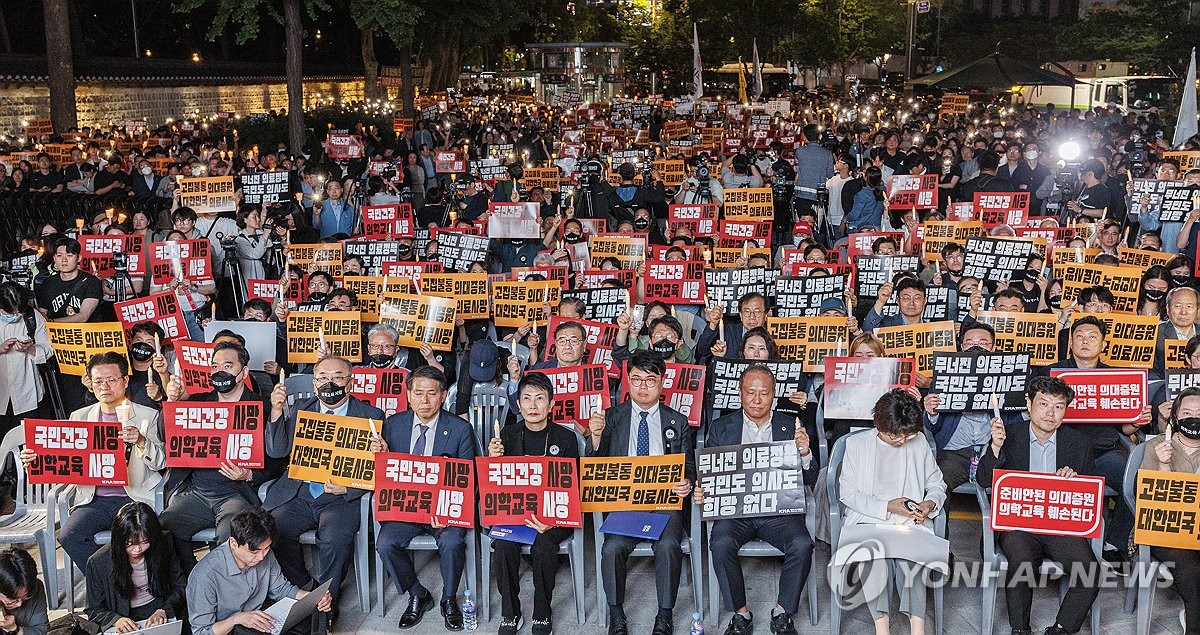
[85,503,187,633]
[0,548,49,635]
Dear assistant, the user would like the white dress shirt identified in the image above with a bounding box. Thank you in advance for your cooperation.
[410,413,440,455]
[627,403,665,456]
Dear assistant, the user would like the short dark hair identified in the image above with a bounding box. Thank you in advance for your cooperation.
[87,351,129,377]
[648,315,683,340]
[872,389,924,436]
[170,207,198,223]
[517,372,554,401]
[243,298,273,317]
[994,287,1025,303]
[737,292,766,312]
[130,321,166,342]
[212,329,246,346]
[229,507,275,551]
[741,326,779,358]
[407,364,447,390]
[1026,375,1075,404]
[959,322,996,346]
[0,548,39,601]
[553,320,587,341]
[326,287,357,306]
[212,341,250,368]
[557,297,586,317]
[873,236,898,252]
[1071,314,1108,338]
[976,150,1001,171]
[0,282,30,316]
[940,243,964,259]
[53,236,81,256]
[308,271,335,287]
[1077,286,1115,307]
[628,350,666,377]
[895,277,926,296]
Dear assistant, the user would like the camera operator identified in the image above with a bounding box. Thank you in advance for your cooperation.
[231,205,271,284]
[721,149,764,189]
[571,157,620,222]
[673,156,724,205]
[1065,159,1112,223]
[610,162,665,224]
[452,178,492,222]
[791,124,835,242]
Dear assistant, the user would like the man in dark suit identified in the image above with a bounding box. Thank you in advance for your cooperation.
[976,376,1101,635]
[130,158,163,197]
[695,365,815,635]
[372,365,478,631]
[863,276,928,332]
[264,356,384,627]
[695,292,767,365]
[1153,286,1198,375]
[587,351,696,635]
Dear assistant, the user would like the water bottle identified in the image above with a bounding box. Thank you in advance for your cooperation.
[969,445,982,484]
[690,612,704,635]
[462,589,477,631]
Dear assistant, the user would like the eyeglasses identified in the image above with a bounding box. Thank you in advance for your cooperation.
[628,376,660,387]
[898,294,925,302]
[555,336,584,346]
[878,431,919,444]
[315,374,351,383]
[739,307,765,316]
[92,376,126,387]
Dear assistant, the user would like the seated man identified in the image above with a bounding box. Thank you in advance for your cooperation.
[187,507,332,635]
[695,293,768,365]
[864,276,927,332]
[695,365,815,635]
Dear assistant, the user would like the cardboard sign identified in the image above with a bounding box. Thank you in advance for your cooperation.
[477,457,582,528]
[378,294,456,352]
[616,362,707,427]
[580,455,686,512]
[436,231,492,272]
[286,243,344,277]
[46,323,128,376]
[962,237,1036,283]
[722,188,775,221]
[362,204,416,239]
[921,221,984,262]
[823,357,916,420]
[704,267,770,316]
[711,359,808,413]
[974,192,1031,228]
[340,276,384,322]
[178,176,236,214]
[421,273,490,320]
[1049,368,1147,424]
[766,316,850,372]
[887,174,938,210]
[149,240,214,285]
[668,204,719,237]
[560,287,628,322]
[697,441,806,519]
[533,364,612,428]
[175,341,215,395]
[991,470,1105,538]
[285,311,362,363]
[931,351,1029,411]
[114,292,186,342]
[854,255,919,298]
[774,274,847,318]
[875,321,957,377]
[1118,247,1173,270]
[644,260,706,305]
[975,311,1060,366]
[288,410,376,490]
[434,150,467,174]
[589,234,647,269]
[349,367,409,417]
[326,132,365,159]
[24,420,127,486]
[1133,469,1200,550]
[162,401,264,469]
[847,232,905,259]
[1166,369,1200,399]
[373,453,474,526]
[239,171,293,204]
[492,281,562,327]
[488,202,542,239]
[79,234,146,277]
[1060,262,1143,313]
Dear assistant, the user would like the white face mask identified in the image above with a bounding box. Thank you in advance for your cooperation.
[140,166,152,176]
[191,166,203,177]
[1025,151,1039,161]
[993,131,1004,139]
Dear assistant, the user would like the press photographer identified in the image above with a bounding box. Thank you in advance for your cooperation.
[673,155,724,205]
[611,161,666,223]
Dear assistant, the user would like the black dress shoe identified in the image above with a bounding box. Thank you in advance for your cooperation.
[608,613,629,635]
[769,612,797,635]
[398,593,434,629]
[724,612,752,635]
[442,597,464,631]
[325,606,340,632]
[652,615,673,635]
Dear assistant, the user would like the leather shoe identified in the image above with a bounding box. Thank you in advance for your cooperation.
[325,606,340,632]
[724,612,752,635]
[442,598,464,631]
[769,612,797,635]
[652,615,673,635]
[397,592,434,629]
[608,613,629,635]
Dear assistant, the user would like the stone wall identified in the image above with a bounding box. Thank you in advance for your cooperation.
[0,77,365,135]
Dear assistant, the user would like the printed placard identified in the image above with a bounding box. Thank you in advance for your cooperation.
[522,167,561,192]
[560,287,628,322]
[617,362,707,427]
[362,204,416,239]
[434,151,467,174]
[1060,262,1143,313]
[488,202,542,239]
[962,237,1036,283]
[711,359,808,413]
[114,292,185,342]
[513,266,570,287]
[286,243,344,277]
[973,192,1031,228]
[668,204,718,237]
[1157,184,1197,223]
[931,351,1030,411]
[149,240,214,285]
[285,311,362,363]
[46,323,128,376]
[421,273,491,320]
[716,220,772,249]
[378,294,456,352]
[696,441,805,520]
[875,321,957,377]
[975,311,1060,366]
[373,453,474,526]
[24,420,127,486]
[847,232,906,259]
[349,367,409,418]
[492,281,562,327]
[766,316,850,372]
[722,188,775,221]
[239,171,293,204]
[326,132,365,159]
[887,174,938,210]
[1118,247,1173,270]
[644,260,706,305]
[545,315,618,375]
[921,221,984,262]
[854,255,919,298]
[580,455,686,512]
[288,410,376,490]
[704,267,770,316]
[774,274,847,318]
[991,470,1105,538]
[437,231,492,272]
[1166,369,1200,399]
[340,276,384,322]
[1049,368,1147,424]
[79,234,146,277]
[1133,469,1200,550]
[823,357,916,420]
[24,118,53,138]
[589,234,647,269]
[178,176,236,214]
[533,364,612,428]
[713,247,770,268]
[247,277,304,311]
[476,457,582,528]
[162,401,264,469]
[175,341,215,395]
[1130,178,1173,216]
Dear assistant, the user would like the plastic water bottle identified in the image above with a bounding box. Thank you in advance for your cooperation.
[690,612,704,635]
[969,444,982,484]
[462,589,477,631]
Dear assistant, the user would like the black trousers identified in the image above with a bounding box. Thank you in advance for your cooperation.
[1152,547,1200,635]
[159,489,255,571]
[492,526,572,619]
[936,447,975,492]
[600,510,685,610]
[998,530,1099,632]
[709,514,813,614]
[270,490,360,601]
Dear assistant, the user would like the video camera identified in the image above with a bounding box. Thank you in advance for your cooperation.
[1126,133,1150,178]
[112,251,129,273]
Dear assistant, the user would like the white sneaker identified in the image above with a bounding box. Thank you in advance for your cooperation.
[1181,608,1186,631]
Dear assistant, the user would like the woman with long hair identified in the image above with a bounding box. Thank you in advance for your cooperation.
[85,502,186,633]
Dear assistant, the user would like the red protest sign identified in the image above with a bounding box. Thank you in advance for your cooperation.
[374,452,475,527]
[487,202,542,239]
[974,192,1031,229]
[846,232,904,259]
[545,315,619,374]
[823,357,916,420]
[362,204,416,239]
[149,240,213,285]
[1049,368,1147,424]
[668,203,719,237]
[24,420,128,486]
[175,341,215,395]
[476,457,582,528]
[949,202,975,221]
[577,269,637,290]
[644,260,706,305]
[246,277,306,311]
[513,266,570,287]
[114,292,186,342]
[886,174,938,210]
[161,401,265,469]
[326,132,365,159]
[1015,226,1077,245]
[620,362,706,427]
[533,364,612,428]
[435,150,466,173]
[349,367,409,418]
[79,234,146,277]
[717,220,772,248]
[990,470,1105,538]
[378,261,444,289]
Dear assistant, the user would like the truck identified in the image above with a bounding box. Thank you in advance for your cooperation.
[1017,75,1182,115]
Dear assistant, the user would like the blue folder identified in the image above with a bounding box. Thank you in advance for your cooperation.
[599,511,669,541]
[488,525,538,545]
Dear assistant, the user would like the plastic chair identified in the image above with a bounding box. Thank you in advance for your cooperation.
[285,373,316,410]
[1120,440,1173,635]
[372,514,478,615]
[0,425,63,610]
[468,385,511,450]
[977,486,1103,635]
[826,430,946,635]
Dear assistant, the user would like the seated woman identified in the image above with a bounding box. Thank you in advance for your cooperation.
[86,502,187,633]
[837,389,947,635]
[0,547,48,635]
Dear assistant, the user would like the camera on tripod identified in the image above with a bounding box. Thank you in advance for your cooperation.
[1127,134,1150,178]
[112,251,129,272]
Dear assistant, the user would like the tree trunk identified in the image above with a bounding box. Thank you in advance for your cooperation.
[283,0,305,154]
[361,27,379,101]
[43,0,76,133]
[399,42,415,118]
[429,25,462,91]
[0,6,12,54]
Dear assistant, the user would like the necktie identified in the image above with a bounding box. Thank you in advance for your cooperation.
[414,424,430,456]
[636,411,650,456]
[308,410,335,498]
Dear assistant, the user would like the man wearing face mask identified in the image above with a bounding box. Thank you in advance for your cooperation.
[299,272,335,310]
[361,323,456,387]
[490,235,544,274]
[161,342,273,572]
[131,159,163,198]
[613,313,694,364]
[127,322,173,409]
[263,356,382,626]
[1010,142,1053,216]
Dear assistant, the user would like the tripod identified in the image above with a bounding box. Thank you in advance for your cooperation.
[217,234,248,317]
[109,265,136,303]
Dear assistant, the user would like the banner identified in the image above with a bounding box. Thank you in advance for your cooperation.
[487,202,542,239]
[239,171,293,204]
[378,294,457,352]
[79,234,146,277]
[823,357,916,420]
[1166,368,1200,400]
[114,292,186,342]
[589,234,647,269]
[705,267,770,316]
[766,316,849,371]
[1049,368,1147,424]
[326,132,365,159]
[436,231,492,272]
[875,321,957,377]
[886,174,938,210]
[921,221,984,262]
[581,455,686,512]
[854,255,919,298]
[961,237,1035,283]
[644,260,706,305]
[1060,262,1142,313]
[711,359,808,413]
[533,364,612,428]
[492,281,562,327]
[668,203,718,237]
[774,274,847,317]
[476,457,582,528]
[178,176,236,214]
[348,367,408,417]
[696,441,805,520]
[1133,469,1200,549]
[288,410,376,490]
[931,351,1029,411]
[975,311,1060,366]
[362,204,416,239]
[162,402,264,469]
[46,322,128,376]
[285,311,362,363]
[560,287,628,322]
[23,420,127,486]
[973,192,1031,228]
[420,273,491,320]
[149,240,214,285]
[990,470,1105,538]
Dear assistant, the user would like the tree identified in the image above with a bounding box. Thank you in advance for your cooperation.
[44,0,77,133]
[350,0,422,116]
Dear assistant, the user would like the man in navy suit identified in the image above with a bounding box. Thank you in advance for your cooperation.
[372,365,478,631]
[863,275,927,332]
[588,352,696,635]
[264,356,384,627]
[695,365,816,635]
[130,158,163,197]
[694,292,767,365]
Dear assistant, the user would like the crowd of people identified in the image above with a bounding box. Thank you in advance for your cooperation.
[0,86,1195,635]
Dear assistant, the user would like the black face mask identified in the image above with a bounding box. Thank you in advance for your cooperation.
[1023,269,1040,282]
[651,338,676,359]
[130,342,155,362]
[1145,289,1167,303]
[369,353,393,367]
[396,244,413,256]
[1174,275,1191,287]
[317,381,347,405]
[1176,416,1200,440]
[210,370,238,394]
[510,238,525,245]
[964,345,988,354]
[1049,295,1063,309]
[946,263,963,276]
[564,233,583,244]
[634,218,650,231]
[308,292,327,303]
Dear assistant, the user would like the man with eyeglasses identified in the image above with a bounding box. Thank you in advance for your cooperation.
[263,356,383,628]
[927,243,966,289]
[1154,287,1199,375]
[695,293,768,365]
[1052,287,1113,360]
[587,352,695,635]
[359,323,456,387]
[864,276,928,332]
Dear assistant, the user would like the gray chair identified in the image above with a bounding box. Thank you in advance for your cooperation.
[468,384,511,450]
[1120,440,1173,635]
[977,486,1103,635]
[285,373,316,409]
[826,430,946,635]
[0,425,62,610]
[372,514,478,615]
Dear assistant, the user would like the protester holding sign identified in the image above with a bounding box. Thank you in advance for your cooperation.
[35,237,108,410]
[694,365,815,635]
[864,276,929,332]
[696,292,768,365]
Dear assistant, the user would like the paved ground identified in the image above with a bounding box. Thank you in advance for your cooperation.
[45,492,1187,635]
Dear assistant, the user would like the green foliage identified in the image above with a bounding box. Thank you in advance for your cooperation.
[350,0,423,46]
[172,0,330,45]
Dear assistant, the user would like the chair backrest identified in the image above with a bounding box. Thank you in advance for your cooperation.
[1122,438,1151,512]
[469,384,511,448]
[825,428,871,549]
[285,373,315,409]
[4,423,53,515]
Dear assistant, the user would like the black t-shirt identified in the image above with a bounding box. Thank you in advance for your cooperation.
[28,170,64,191]
[35,272,104,321]
[189,386,272,496]
[1076,183,1112,214]
[94,169,131,192]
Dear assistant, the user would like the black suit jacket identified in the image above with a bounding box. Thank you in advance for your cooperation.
[85,543,187,630]
[975,422,1095,488]
[706,411,818,488]
[587,400,696,483]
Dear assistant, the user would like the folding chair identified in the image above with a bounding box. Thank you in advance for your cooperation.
[372,516,478,615]
[0,425,63,610]
[1120,441,1173,635]
[468,384,511,449]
